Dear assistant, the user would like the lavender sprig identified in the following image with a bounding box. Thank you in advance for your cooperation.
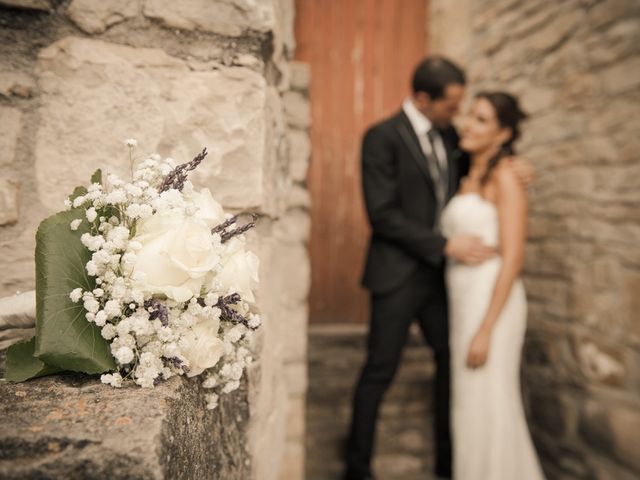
[212,213,257,243]
[159,147,208,192]
[211,215,239,234]
[145,298,169,327]
[168,356,190,375]
[216,293,258,330]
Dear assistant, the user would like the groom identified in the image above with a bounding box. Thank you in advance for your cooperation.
[344,56,528,480]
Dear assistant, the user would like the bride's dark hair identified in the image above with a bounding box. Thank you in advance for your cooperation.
[477,91,528,184]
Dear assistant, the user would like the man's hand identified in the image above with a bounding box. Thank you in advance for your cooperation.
[444,234,496,265]
[507,155,535,188]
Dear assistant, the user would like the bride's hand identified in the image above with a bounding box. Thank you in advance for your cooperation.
[466,327,492,369]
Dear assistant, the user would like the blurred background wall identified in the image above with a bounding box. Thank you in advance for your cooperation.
[301,0,640,479]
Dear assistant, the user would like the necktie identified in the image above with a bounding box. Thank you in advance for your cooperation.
[426,128,448,203]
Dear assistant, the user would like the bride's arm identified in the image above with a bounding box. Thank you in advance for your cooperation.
[467,162,528,368]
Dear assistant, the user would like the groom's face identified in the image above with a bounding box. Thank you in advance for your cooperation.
[415,83,465,130]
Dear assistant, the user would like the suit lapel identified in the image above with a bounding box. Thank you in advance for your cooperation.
[395,112,437,193]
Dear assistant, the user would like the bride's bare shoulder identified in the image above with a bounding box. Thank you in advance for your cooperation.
[493,161,527,202]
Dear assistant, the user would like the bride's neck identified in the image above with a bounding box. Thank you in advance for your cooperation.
[470,147,499,175]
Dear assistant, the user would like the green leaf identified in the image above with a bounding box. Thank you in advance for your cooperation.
[69,185,87,203]
[91,169,102,186]
[5,337,64,382]
[33,209,116,374]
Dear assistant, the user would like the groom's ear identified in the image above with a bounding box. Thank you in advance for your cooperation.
[413,91,432,109]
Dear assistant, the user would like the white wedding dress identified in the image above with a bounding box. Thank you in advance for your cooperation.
[440,192,545,480]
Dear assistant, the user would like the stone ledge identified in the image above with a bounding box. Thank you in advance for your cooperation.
[0,355,250,480]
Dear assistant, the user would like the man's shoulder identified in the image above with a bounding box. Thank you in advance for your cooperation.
[364,111,403,141]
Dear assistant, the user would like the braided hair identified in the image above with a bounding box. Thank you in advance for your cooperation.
[477,92,528,185]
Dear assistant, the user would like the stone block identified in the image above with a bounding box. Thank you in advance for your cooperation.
[528,392,567,437]
[286,185,311,209]
[143,0,276,36]
[273,0,296,58]
[600,55,640,95]
[0,72,35,98]
[34,36,280,214]
[287,129,310,182]
[0,327,34,350]
[247,347,288,480]
[623,272,640,340]
[0,290,34,329]
[278,304,308,363]
[579,400,640,473]
[271,242,310,308]
[284,361,307,397]
[283,90,310,129]
[284,393,305,440]
[0,107,22,168]
[373,453,424,478]
[0,0,51,11]
[278,441,304,480]
[0,373,250,479]
[586,0,640,30]
[0,220,39,297]
[289,62,310,91]
[525,9,581,54]
[522,276,569,318]
[273,208,310,244]
[0,179,19,226]
[67,0,141,34]
[577,341,625,387]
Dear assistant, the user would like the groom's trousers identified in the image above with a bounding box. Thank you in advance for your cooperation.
[345,268,452,478]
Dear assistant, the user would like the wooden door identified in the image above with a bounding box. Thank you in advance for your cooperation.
[295,0,428,324]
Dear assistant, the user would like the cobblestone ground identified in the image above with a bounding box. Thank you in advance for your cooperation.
[306,324,437,480]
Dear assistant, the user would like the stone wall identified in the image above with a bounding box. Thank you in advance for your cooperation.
[0,1,310,479]
[430,0,640,478]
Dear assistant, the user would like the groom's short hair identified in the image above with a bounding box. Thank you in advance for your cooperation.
[412,56,466,100]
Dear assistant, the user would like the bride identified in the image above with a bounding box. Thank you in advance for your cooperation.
[440,92,545,480]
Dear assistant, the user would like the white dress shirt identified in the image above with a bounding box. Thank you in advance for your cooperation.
[402,97,448,172]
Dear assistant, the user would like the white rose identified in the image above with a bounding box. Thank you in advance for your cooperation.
[190,188,225,228]
[181,314,224,377]
[130,213,221,302]
[212,237,259,302]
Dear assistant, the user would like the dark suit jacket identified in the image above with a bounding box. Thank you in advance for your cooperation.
[361,110,470,295]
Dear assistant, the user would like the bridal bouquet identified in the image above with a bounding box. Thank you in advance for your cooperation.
[5,141,261,409]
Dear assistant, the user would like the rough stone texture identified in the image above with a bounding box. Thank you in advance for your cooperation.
[143,0,276,37]
[0,71,35,98]
[289,61,310,91]
[0,106,22,169]
[306,324,435,480]
[430,1,640,478]
[0,0,50,11]
[429,0,474,66]
[283,90,311,129]
[0,179,19,226]
[0,1,310,479]
[35,36,279,215]
[67,0,141,34]
[287,127,311,182]
[0,360,250,480]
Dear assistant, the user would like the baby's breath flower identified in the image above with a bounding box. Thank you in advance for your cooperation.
[69,288,83,303]
[101,372,123,388]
